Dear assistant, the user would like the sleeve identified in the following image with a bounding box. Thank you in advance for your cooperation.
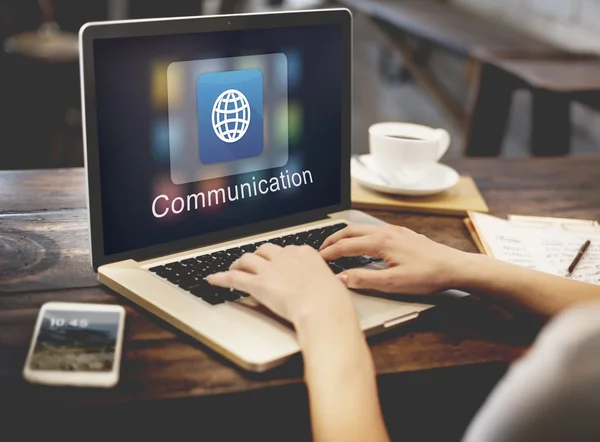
[463,301,600,442]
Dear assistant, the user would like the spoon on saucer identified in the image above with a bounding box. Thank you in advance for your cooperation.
[352,155,392,185]
[352,155,422,186]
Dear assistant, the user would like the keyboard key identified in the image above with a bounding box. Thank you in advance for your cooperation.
[188,280,212,294]
[153,223,351,305]
[165,272,184,284]
[190,283,226,305]
[328,262,345,274]
[198,267,214,278]
[306,239,321,250]
[221,289,241,302]
[207,287,233,304]
[231,289,249,298]
[323,223,347,237]
[269,237,284,246]
[314,238,327,249]
[225,247,242,256]
[201,293,226,305]
[280,234,296,246]
[295,231,309,241]
[165,262,185,272]
[210,255,226,264]
[183,260,200,270]
[334,256,372,270]
[178,277,203,291]
[353,256,373,265]
[150,266,172,278]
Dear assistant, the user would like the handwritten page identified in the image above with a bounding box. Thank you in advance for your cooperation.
[469,212,600,285]
[538,234,600,284]
[472,212,539,270]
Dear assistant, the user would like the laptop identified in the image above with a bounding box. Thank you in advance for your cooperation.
[79,8,433,372]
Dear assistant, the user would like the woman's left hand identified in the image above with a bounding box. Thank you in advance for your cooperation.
[207,243,356,328]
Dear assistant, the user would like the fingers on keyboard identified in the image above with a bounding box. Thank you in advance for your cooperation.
[149,223,352,305]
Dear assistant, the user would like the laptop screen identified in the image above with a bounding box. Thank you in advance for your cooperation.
[92,22,345,256]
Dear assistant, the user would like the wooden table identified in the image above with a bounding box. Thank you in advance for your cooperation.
[467,54,600,157]
[3,158,600,440]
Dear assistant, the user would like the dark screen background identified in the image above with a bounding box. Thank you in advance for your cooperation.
[93,24,343,256]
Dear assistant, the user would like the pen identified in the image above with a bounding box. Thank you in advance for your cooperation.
[566,240,591,278]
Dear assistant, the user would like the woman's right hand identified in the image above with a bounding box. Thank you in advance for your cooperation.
[320,224,475,295]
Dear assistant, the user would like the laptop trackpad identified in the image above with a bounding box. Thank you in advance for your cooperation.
[235,291,432,333]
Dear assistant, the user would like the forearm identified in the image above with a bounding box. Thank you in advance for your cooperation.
[456,254,600,318]
[296,306,390,442]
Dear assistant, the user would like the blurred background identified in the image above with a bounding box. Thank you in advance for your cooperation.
[2,0,600,170]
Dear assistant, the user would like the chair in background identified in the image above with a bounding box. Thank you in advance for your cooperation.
[336,0,600,157]
[467,53,600,157]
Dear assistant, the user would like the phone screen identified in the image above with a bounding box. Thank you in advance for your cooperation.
[29,309,121,372]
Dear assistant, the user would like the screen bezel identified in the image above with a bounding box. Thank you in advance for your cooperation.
[79,9,353,270]
[23,302,125,387]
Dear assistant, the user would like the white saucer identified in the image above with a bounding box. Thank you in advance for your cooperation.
[351,154,459,196]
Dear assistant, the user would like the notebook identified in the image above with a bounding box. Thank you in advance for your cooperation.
[466,211,600,285]
[351,176,489,216]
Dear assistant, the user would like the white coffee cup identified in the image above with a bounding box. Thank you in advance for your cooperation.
[369,122,450,183]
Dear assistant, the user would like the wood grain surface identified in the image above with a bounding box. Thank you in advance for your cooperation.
[0,210,97,293]
[1,158,598,412]
[0,168,87,213]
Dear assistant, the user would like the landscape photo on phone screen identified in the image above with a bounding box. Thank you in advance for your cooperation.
[30,310,120,372]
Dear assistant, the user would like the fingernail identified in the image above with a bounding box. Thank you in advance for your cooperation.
[338,273,348,285]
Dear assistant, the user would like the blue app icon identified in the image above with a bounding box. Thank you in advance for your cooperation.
[196,69,264,165]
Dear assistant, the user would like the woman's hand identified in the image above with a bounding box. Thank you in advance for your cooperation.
[207,243,357,328]
[209,242,389,442]
[320,224,474,295]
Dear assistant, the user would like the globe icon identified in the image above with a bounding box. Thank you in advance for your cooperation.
[211,89,251,144]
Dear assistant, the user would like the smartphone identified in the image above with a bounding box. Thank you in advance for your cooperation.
[23,302,126,388]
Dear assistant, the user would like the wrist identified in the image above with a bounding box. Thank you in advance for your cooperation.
[445,251,490,290]
[449,252,498,291]
[293,292,360,351]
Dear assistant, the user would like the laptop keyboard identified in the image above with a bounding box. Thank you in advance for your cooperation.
[148,223,376,306]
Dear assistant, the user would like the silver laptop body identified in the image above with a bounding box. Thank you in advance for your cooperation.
[80,9,433,372]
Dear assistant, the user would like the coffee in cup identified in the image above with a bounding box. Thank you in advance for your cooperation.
[368,122,450,184]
